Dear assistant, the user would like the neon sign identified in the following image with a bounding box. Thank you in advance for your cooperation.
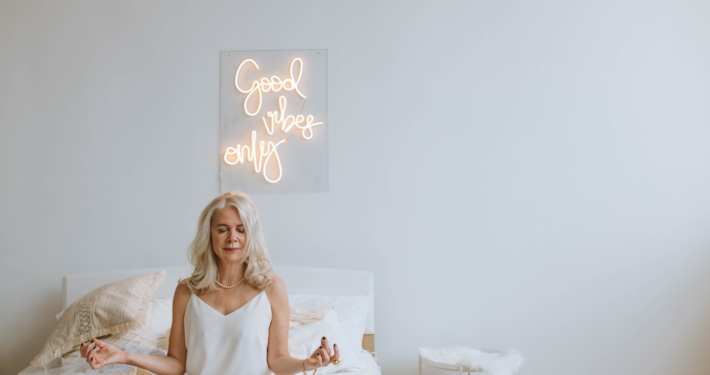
[223,57,324,184]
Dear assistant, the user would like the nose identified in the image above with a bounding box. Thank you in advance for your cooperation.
[228,229,239,243]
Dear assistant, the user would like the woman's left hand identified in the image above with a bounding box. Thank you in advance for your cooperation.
[309,336,340,369]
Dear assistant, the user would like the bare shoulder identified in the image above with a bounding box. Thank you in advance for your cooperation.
[267,275,286,293]
[173,279,192,307]
[265,275,288,305]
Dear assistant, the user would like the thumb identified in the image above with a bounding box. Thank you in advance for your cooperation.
[93,338,109,349]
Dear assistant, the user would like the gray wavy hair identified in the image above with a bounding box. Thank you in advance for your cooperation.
[186,191,274,293]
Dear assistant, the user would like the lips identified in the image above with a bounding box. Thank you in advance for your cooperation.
[224,247,240,251]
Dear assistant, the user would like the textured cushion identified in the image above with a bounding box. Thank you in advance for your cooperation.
[31,271,166,367]
[21,326,161,375]
[62,325,159,362]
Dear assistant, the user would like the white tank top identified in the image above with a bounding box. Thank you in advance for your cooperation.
[184,290,273,375]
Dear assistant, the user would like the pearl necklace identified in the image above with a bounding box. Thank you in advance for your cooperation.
[216,275,246,289]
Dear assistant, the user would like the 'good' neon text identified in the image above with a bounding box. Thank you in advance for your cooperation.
[234,58,305,116]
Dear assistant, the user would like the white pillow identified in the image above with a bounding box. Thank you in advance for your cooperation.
[288,307,363,373]
[289,294,371,351]
[150,298,173,338]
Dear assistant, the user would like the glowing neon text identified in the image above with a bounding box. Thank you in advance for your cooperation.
[263,96,323,139]
[224,56,323,184]
[223,131,286,183]
[234,58,305,116]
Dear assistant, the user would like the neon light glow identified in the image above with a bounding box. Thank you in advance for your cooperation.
[225,56,322,184]
[264,96,323,140]
[234,58,305,117]
[223,131,287,183]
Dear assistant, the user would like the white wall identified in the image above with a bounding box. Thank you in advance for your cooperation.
[2,1,710,374]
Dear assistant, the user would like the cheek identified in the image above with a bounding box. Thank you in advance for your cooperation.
[211,231,224,245]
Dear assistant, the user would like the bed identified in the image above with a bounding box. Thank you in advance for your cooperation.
[18,265,380,375]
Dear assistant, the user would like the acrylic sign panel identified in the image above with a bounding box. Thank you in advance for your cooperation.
[220,50,328,193]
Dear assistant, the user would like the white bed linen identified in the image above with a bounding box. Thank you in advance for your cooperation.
[32,302,379,375]
[289,295,371,351]
[17,349,381,375]
[23,266,380,375]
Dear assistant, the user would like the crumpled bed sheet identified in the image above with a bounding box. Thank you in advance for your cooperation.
[18,348,381,375]
[19,306,380,375]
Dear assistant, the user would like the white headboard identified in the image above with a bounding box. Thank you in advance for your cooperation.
[62,265,375,334]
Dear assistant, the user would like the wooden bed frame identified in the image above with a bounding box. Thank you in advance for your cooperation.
[62,265,376,354]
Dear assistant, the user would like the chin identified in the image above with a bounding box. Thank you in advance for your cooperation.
[222,253,245,263]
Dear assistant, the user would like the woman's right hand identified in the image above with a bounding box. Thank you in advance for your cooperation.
[308,336,340,369]
[80,338,127,370]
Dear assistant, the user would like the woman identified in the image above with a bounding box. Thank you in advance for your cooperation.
[79,191,340,375]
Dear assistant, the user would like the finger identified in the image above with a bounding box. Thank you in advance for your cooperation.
[90,354,105,370]
[85,339,97,356]
[321,336,332,356]
[319,347,331,363]
[316,352,323,367]
[93,338,109,349]
[80,342,92,358]
[332,343,340,362]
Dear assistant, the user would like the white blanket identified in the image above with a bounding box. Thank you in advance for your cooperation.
[19,307,379,375]
[18,348,381,375]
[18,346,164,375]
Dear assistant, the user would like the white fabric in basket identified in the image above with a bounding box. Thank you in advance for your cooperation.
[418,347,524,375]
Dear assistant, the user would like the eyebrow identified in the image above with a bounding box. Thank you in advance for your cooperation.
[216,224,244,227]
